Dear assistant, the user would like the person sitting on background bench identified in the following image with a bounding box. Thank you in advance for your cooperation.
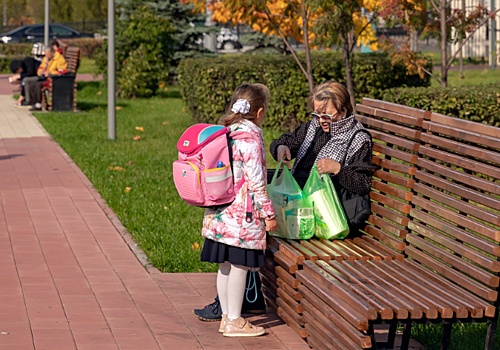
[28,47,67,112]
[51,39,64,55]
[9,57,41,107]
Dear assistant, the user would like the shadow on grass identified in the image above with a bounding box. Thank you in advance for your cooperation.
[157,89,182,99]
[77,101,108,111]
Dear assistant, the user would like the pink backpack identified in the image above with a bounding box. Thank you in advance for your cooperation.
[173,124,260,220]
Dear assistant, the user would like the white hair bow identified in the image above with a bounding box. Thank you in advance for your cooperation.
[231,99,251,115]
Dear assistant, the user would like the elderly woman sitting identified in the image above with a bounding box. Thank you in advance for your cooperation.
[270,81,374,236]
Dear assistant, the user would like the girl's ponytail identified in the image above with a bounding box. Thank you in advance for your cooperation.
[220,84,269,127]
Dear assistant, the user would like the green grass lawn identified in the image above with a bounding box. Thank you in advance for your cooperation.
[430,67,500,87]
[78,57,96,74]
[35,81,281,273]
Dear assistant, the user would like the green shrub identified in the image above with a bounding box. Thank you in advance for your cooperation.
[0,55,25,73]
[178,52,431,129]
[0,43,31,56]
[94,6,174,98]
[382,84,500,127]
[64,38,103,59]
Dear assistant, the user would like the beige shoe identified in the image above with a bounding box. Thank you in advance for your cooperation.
[219,315,227,333]
[223,317,265,337]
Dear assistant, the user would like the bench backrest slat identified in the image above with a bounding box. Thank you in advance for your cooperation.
[358,97,500,303]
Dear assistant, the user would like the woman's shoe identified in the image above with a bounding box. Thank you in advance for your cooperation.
[223,317,265,337]
[219,314,227,333]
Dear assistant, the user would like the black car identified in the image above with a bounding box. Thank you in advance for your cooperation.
[1,24,93,44]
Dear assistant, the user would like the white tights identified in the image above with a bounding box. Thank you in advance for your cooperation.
[217,262,249,320]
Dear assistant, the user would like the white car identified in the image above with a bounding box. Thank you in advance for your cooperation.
[216,28,242,50]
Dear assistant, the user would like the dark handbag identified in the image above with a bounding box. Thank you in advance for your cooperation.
[334,129,379,228]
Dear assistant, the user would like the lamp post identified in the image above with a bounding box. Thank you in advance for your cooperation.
[108,0,116,140]
[490,0,497,69]
[44,0,49,48]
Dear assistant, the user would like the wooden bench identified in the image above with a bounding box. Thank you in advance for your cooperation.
[262,98,500,350]
[42,46,81,112]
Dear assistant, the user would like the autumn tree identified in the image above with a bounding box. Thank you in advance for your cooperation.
[380,0,500,87]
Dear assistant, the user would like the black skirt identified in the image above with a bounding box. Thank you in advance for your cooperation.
[201,239,265,268]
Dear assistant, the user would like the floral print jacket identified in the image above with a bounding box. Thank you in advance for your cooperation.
[202,119,275,250]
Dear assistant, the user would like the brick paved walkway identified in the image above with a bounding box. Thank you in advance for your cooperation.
[0,94,425,349]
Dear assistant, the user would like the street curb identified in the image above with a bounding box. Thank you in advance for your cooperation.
[54,140,162,275]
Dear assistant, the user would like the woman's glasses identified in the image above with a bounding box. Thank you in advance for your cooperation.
[311,112,338,123]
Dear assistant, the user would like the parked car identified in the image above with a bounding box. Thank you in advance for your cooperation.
[216,27,242,50]
[1,24,93,44]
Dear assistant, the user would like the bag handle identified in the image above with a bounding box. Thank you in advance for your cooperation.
[270,159,287,184]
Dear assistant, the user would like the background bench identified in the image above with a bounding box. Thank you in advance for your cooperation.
[262,98,500,350]
[42,45,82,112]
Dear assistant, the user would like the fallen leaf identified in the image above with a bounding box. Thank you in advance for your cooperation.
[115,106,122,110]
[182,108,186,112]
[159,82,166,88]
[150,106,155,109]
[135,126,144,132]
[164,206,168,210]
[373,152,380,156]
[109,166,125,171]
[96,91,102,95]
[133,136,141,141]
[159,101,164,105]
[124,187,131,193]
[164,87,168,91]
[110,175,113,178]
[198,269,202,273]
[161,121,169,125]
[126,161,136,166]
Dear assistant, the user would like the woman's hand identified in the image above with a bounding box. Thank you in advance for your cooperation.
[277,145,291,165]
[265,217,278,231]
[316,158,341,175]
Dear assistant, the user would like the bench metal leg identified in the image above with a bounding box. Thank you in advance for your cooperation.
[485,315,498,350]
[367,324,379,350]
[400,324,412,350]
[440,323,452,350]
[375,323,398,349]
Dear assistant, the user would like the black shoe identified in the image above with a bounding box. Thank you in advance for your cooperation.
[193,298,222,322]
[242,270,266,314]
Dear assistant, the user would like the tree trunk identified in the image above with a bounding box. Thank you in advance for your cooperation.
[459,0,465,79]
[342,30,356,112]
[301,1,314,93]
[440,0,447,87]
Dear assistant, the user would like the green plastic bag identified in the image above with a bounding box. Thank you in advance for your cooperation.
[303,164,349,240]
[268,160,315,240]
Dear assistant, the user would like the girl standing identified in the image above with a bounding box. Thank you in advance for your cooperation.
[201,83,277,337]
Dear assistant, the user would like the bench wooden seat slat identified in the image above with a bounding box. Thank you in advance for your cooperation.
[317,261,394,319]
[405,246,498,301]
[277,278,302,301]
[310,240,347,261]
[305,322,348,350]
[368,215,408,239]
[277,306,308,338]
[373,170,416,188]
[369,192,412,214]
[419,145,500,180]
[303,313,357,350]
[328,260,408,319]
[374,260,468,318]
[406,234,499,287]
[356,104,424,127]
[415,170,500,210]
[277,286,304,314]
[369,130,420,152]
[411,195,500,242]
[301,240,331,261]
[288,240,318,262]
[274,251,298,274]
[417,158,500,196]
[348,238,393,261]
[372,156,418,175]
[361,98,430,120]
[343,260,425,319]
[272,237,306,264]
[390,260,484,318]
[277,297,304,325]
[423,120,500,149]
[333,240,371,261]
[321,239,366,261]
[429,112,500,138]
[356,114,422,139]
[300,296,372,348]
[410,208,500,258]
[371,180,413,201]
[373,143,419,164]
[355,260,440,319]
[297,270,369,330]
[359,236,404,261]
[402,259,495,317]
[275,266,301,289]
[363,225,406,251]
[421,133,500,165]
[413,184,500,226]
[342,240,382,261]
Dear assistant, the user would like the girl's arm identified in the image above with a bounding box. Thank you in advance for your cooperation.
[333,142,373,195]
[241,140,275,219]
[269,121,311,161]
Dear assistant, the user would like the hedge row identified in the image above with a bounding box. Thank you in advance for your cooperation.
[382,84,500,127]
[178,52,431,129]
[63,38,103,58]
[0,43,31,56]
